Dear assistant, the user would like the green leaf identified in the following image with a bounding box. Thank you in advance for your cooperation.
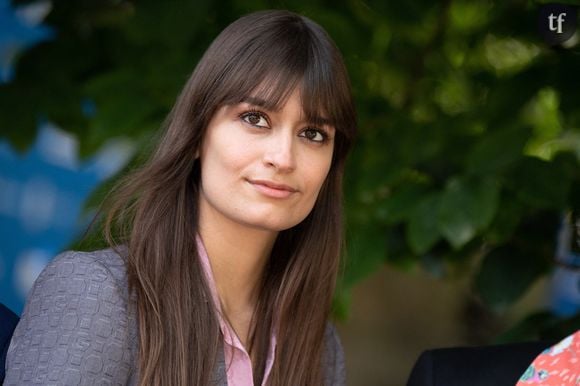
[407,193,442,254]
[476,245,550,311]
[0,83,41,151]
[508,156,573,209]
[375,183,428,224]
[484,191,526,244]
[495,311,559,343]
[331,284,352,321]
[496,310,580,343]
[466,125,530,174]
[437,177,500,249]
[344,221,387,287]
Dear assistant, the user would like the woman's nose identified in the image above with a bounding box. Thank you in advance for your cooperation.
[262,131,297,173]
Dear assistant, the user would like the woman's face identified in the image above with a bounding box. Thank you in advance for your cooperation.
[198,87,335,233]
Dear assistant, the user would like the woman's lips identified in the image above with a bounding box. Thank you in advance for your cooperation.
[248,179,297,198]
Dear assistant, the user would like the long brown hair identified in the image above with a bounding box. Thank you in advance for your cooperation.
[102,9,356,385]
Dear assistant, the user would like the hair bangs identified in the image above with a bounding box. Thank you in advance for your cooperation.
[208,18,355,155]
[211,16,309,111]
[186,9,356,162]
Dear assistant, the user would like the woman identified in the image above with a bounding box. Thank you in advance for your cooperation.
[516,330,579,385]
[5,9,357,386]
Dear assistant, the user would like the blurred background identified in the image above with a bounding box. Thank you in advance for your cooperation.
[1,0,580,384]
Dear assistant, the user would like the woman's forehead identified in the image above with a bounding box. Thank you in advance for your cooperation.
[238,83,333,125]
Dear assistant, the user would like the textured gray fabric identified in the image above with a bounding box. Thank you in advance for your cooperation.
[5,248,345,385]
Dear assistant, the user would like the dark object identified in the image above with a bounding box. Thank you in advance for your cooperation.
[0,303,19,384]
[537,4,578,46]
[569,210,580,256]
[407,341,555,386]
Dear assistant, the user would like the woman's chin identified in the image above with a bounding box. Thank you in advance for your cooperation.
[240,215,304,233]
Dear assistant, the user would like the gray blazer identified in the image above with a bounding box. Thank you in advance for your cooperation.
[5,249,346,385]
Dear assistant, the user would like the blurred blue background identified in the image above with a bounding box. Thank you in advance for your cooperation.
[0,0,132,313]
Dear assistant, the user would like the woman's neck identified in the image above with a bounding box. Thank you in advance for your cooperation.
[198,210,278,320]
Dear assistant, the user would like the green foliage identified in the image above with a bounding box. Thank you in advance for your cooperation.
[476,245,550,312]
[3,0,580,335]
[496,310,580,343]
[408,192,442,254]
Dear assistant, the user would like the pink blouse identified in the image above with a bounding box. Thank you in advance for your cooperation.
[516,330,580,385]
[196,235,277,386]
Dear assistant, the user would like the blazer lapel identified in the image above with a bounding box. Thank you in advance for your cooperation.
[212,340,229,386]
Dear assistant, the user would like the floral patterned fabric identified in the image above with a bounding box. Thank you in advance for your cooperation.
[516,330,580,385]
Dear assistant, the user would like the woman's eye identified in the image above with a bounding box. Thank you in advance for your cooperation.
[300,128,327,143]
[241,111,269,128]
